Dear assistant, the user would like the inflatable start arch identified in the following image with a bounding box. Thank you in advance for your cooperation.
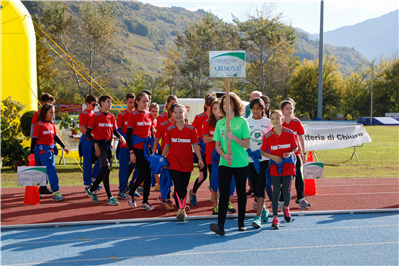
[1,0,37,112]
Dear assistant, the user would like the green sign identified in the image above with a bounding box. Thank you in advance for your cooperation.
[209,51,246,78]
[18,166,47,186]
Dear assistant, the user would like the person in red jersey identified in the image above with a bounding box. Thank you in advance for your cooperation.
[189,94,217,206]
[278,99,311,210]
[30,103,69,201]
[149,103,159,134]
[152,102,177,211]
[157,95,178,125]
[116,93,136,200]
[202,99,222,214]
[31,93,55,195]
[162,104,204,222]
[79,94,101,191]
[125,92,155,211]
[85,95,126,206]
[260,110,298,230]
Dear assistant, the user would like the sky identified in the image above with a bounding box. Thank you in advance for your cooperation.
[139,0,399,34]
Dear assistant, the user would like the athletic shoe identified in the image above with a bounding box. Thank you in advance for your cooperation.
[52,191,65,201]
[107,196,120,206]
[210,223,225,236]
[137,186,144,195]
[127,185,141,197]
[228,202,237,214]
[189,189,197,206]
[39,187,52,194]
[283,207,292,223]
[277,201,284,212]
[95,185,102,191]
[86,188,99,202]
[212,206,219,215]
[261,208,269,222]
[296,198,312,210]
[176,209,186,222]
[141,202,155,211]
[252,216,262,229]
[164,200,174,211]
[154,184,160,191]
[238,223,247,231]
[252,201,257,211]
[126,192,136,208]
[117,191,127,200]
[134,190,140,197]
[158,194,166,204]
[185,205,191,212]
[271,218,280,230]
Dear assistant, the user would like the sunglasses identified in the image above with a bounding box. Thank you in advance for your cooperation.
[91,104,96,107]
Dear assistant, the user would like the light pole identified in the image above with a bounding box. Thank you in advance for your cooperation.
[316,0,324,120]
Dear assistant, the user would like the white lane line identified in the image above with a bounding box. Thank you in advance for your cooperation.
[2,241,398,266]
[2,224,397,246]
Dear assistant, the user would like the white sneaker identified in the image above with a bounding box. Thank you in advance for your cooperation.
[141,202,155,211]
[126,192,136,208]
[252,201,257,211]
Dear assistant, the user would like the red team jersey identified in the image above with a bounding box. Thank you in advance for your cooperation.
[154,119,173,153]
[32,121,56,146]
[283,117,305,156]
[202,120,215,165]
[157,111,169,125]
[87,111,117,141]
[79,109,94,131]
[31,109,41,125]
[117,109,132,148]
[165,124,199,172]
[260,127,297,176]
[192,112,208,139]
[127,110,153,149]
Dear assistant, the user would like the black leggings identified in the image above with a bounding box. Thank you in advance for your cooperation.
[279,156,304,201]
[272,175,292,216]
[90,166,111,199]
[128,148,151,203]
[218,165,248,226]
[192,154,208,193]
[170,170,191,209]
[249,161,269,198]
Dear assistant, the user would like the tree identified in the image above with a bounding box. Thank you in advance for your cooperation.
[289,55,345,119]
[374,58,399,115]
[38,2,125,99]
[172,13,240,98]
[233,7,298,99]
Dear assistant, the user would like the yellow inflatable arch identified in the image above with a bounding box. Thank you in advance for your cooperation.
[1,0,37,111]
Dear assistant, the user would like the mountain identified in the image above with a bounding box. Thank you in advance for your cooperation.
[23,1,366,78]
[302,10,398,60]
[294,30,366,74]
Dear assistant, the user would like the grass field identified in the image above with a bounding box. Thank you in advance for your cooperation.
[1,126,397,188]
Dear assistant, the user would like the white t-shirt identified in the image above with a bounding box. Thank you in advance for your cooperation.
[247,116,273,162]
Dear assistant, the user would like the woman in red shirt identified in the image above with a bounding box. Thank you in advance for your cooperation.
[162,104,204,222]
[260,110,298,230]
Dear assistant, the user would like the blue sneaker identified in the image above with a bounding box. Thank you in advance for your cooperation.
[252,216,262,229]
[52,191,65,202]
[118,191,127,200]
[95,185,102,191]
[189,189,197,206]
[134,190,140,197]
[261,208,269,222]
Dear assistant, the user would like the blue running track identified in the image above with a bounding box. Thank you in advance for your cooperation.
[1,212,398,265]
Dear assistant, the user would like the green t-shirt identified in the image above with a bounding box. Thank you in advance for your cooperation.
[213,116,251,168]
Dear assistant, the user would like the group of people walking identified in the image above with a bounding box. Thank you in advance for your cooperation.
[30,90,310,235]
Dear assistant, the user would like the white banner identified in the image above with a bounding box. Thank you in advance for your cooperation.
[209,51,246,78]
[18,166,47,186]
[302,124,372,151]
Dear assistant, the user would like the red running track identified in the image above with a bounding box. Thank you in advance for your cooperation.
[1,178,398,226]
